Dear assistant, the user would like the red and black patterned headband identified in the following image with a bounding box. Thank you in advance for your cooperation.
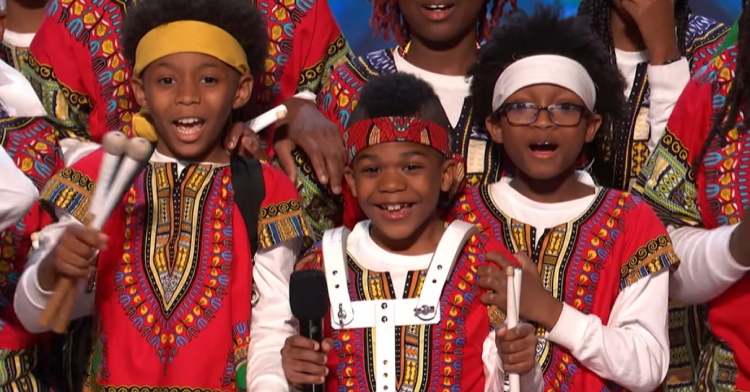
[344,116,451,163]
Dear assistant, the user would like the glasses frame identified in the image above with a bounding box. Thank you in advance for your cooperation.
[495,102,589,127]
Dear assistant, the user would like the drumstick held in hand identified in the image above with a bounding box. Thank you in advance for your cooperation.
[506,267,523,392]
[41,134,153,333]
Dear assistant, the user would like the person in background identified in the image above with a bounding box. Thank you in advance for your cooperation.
[577,0,728,192]
[449,5,677,390]
[14,0,309,389]
[0,0,47,69]
[0,5,63,388]
[280,72,543,392]
[635,3,750,390]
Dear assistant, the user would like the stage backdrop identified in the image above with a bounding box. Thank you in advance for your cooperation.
[329,0,741,55]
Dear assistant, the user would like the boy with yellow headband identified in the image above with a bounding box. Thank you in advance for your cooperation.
[13,0,309,390]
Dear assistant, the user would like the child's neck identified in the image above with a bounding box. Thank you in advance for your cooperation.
[510,168,595,204]
[610,9,647,52]
[5,0,47,35]
[369,215,446,256]
[404,31,479,76]
[154,143,230,165]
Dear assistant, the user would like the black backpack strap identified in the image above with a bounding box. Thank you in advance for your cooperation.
[230,155,266,258]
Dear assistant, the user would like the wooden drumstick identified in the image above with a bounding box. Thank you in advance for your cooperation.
[40,133,128,331]
[506,267,523,392]
[245,105,288,133]
[43,136,153,333]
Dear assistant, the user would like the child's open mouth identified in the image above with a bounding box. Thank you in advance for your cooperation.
[529,142,558,158]
[376,203,415,220]
[173,117,205,141]
[421,3,455,21]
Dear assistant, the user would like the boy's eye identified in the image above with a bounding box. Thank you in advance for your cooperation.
[158,77,174,84]
[202,77,218,84]
[361,167,379,174]
[404,164,422,171]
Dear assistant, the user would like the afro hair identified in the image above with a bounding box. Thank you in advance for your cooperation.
[349,72,451,130]
[121,0,268,79]
[469,3,625,131]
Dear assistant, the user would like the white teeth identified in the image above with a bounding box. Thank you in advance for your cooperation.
[176,118,202,125]
[382,204,412,211]
[425,4,449,10]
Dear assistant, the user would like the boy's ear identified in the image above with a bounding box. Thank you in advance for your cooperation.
[131,77,148,110]
[440,158,457,193]
[344,166,357,197]
[233,75,253,109]
[585,113,603,143]
[485,116,503,144]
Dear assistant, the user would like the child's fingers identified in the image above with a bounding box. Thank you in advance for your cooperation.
[502,323,535,341]
[286,335,322,352]
[282,358,328,385]
[321,338,335,353]
[502,357,537,375]
[54,247,93,279]
[70,226,108,252]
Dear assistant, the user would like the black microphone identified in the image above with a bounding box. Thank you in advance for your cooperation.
[289,269,329,392]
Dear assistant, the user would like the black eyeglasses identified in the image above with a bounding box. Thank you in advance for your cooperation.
[497,102,588,126]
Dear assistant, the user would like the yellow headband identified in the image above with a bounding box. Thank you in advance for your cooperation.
[132,20,249,141]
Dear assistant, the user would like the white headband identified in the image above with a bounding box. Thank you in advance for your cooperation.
[491,54,597,112]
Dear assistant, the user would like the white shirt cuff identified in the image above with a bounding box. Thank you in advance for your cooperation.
[545,302,589,351]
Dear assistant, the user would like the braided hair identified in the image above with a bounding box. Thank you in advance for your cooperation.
[369,0,517,47]
[693,6,750,167]
[577,0,692,63]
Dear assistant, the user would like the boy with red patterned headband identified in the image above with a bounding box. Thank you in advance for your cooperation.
[14,0,309,390]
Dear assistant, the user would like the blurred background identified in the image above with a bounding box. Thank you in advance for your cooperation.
[329,0,741,54]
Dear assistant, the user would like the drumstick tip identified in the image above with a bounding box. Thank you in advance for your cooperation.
[276,110,287,120]
[506,266,515,276]
[125,137,155,162]
[102,132,128,156]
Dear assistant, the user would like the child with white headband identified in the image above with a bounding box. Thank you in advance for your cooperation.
[447,6,677,391]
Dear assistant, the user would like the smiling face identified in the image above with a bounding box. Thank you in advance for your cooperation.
[396,0,485,46]
[131,52,253,163]
[486,83,602,180]
[344,142,455,253]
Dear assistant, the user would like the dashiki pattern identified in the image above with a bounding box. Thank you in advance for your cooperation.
[635,43,750,392]
[0,41,28,71]
[301,233,506,392]
[448,187,679,391]
[0,116,63,389]
[318,47,505,231]
[592,15,729,191]
[21,0,351,244]
[38,149,309,391]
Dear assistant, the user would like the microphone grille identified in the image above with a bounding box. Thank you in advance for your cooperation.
[289,269,329,320]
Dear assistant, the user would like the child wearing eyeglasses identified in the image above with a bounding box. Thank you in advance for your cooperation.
[446,6,678,391]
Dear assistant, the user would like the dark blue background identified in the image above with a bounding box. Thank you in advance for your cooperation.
[330,0,741,54]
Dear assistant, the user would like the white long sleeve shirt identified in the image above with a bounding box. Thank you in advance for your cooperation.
[615,50,691,154]
[0,146,38,232]
[490,173,670,391]
[14,151,298,391]
[667,225,750,304]
[335,221,543,392]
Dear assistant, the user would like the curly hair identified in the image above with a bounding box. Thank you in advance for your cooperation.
[469,4,625,163]
[369,0,517,47]
[349,72,451,129]
[577,0,692,64]
[121,0,267,79]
